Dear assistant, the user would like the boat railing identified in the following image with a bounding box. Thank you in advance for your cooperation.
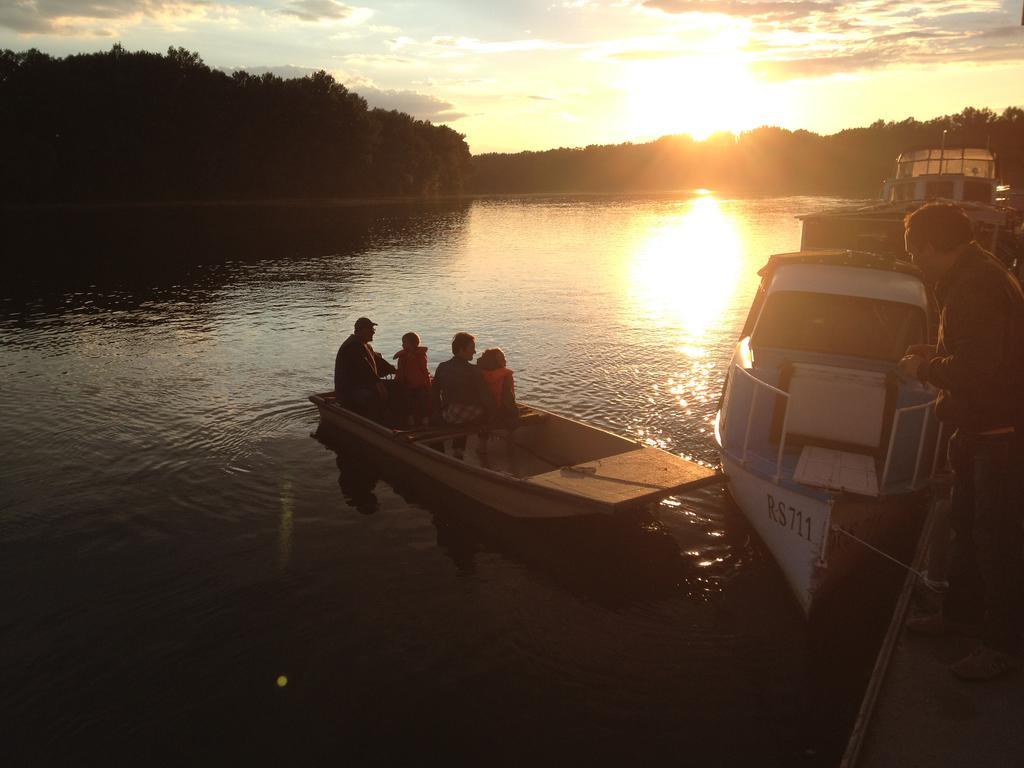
[722,364,941,493]
[722,364,792,483]
[879,399,942,491]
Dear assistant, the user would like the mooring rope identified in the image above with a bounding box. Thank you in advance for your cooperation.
[833,526,945,592]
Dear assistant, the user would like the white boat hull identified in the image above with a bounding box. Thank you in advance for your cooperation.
[722,453,828,614]
[723,453,921,615]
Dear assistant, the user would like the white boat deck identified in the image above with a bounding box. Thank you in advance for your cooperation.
[794,446,879,497]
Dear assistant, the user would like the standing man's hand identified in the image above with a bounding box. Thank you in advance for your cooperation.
[904,343,936,359]
[897,354,926,381]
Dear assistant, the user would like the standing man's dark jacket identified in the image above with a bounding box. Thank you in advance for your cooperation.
[335,334,394,398]
[917,243,1024,432]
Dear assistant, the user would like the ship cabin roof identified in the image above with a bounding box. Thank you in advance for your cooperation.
[759,250,928,310]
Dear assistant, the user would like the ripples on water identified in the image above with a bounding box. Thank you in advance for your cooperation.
[0,195,894,765]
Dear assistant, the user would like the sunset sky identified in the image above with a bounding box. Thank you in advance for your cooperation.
[2,0,1022,153]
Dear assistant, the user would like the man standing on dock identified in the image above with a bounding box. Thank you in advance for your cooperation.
[898,202,1024,681]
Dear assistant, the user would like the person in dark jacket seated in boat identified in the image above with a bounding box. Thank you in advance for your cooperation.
[335,316,396,421]
[898,202,1024,682]
[431,332,495,458]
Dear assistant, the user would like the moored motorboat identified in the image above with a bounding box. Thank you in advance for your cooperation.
[799,146,1023,274]
[311,394,718,518]
[715,250,942,615]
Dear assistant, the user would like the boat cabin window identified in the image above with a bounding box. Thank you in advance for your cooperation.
[943,159,964,175]
[963,180,993,203]
[925,180,954,199]
[892,181,916,201]
[896,148,996,179]
[752,291,925,362]
[740,282,768,338]
[965,160,994,179]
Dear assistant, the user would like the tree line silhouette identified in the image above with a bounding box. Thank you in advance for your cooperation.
[471,107,1024,198]
[0,45,472,204]
[2,44,1021,204]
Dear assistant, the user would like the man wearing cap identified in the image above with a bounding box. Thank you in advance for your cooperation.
[335,317,396,420]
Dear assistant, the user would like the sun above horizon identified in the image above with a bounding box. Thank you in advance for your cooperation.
[624,56,770,141]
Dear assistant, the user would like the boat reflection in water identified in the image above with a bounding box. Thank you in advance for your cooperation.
[334,447,380,515]
[315,426,735,604]
[316,422,910,763]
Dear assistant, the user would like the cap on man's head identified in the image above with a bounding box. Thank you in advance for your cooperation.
[354,317,377,331]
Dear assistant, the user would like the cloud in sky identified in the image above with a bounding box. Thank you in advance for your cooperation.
[356,86,466,122]
[426,35,576,55]
[0,0,374,36]
[278,0,361,23]
[219,63,464,122]
[341,52,417,67]
[980,24,1024,39]
[607,48,689,60]
[0,0,213,35]
[641,0,1023,79]
[750,24,1024,78]
[643,0,834,21]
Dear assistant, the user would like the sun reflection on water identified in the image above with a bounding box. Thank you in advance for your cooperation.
[628,195,743,339]
[618,194,748,458]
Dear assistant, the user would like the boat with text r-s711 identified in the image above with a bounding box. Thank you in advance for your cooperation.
[714,250,942,615]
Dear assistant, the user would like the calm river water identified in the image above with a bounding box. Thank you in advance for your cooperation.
[1,194,900,766]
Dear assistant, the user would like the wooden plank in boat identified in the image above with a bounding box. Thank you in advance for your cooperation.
[524,447,717,508]
[394,408,549,443]
[396,425,481,443]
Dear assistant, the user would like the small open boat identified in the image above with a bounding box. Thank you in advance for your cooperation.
[715,250,943,615]
[310,393,718,518]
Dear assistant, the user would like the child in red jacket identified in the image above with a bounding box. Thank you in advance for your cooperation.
[393,332,432,426]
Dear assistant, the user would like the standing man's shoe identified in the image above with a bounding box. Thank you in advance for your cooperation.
[950,646,1022,681]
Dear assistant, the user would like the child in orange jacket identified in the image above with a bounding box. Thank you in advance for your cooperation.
[393,332,432,426]
[476,347,519,429]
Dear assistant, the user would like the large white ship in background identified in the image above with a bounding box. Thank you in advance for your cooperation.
[799,146,1023,276]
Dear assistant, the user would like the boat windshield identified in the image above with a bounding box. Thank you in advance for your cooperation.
[752,291,925,362]
[895,147,995,179]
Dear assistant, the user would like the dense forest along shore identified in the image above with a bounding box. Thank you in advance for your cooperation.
[2,46,1022,206]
